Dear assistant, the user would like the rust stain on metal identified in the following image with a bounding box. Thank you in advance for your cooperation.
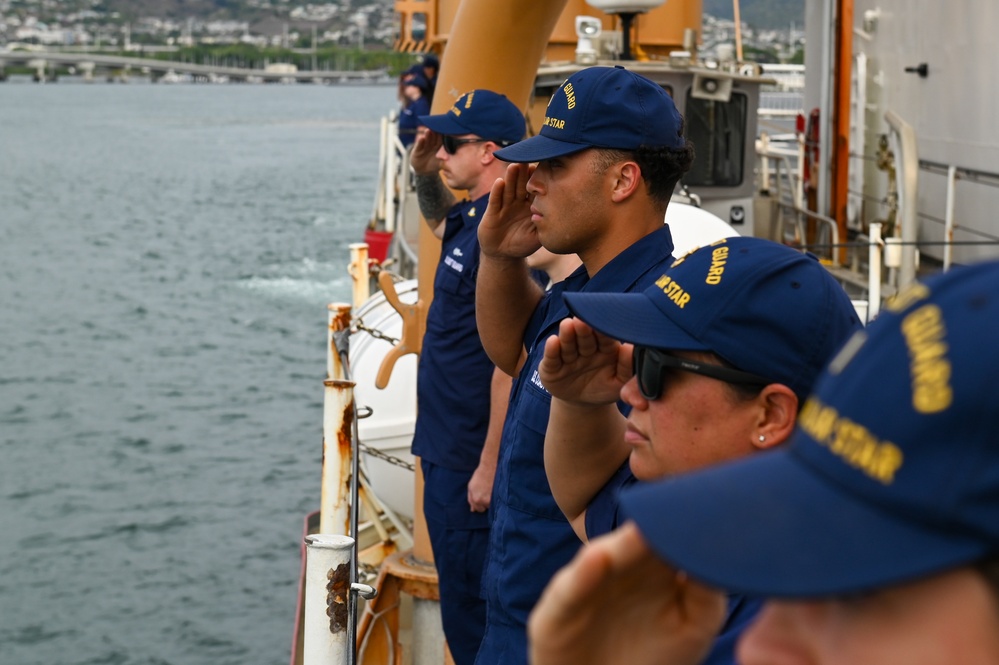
[337,398,355,535]
[329,351,344,382]
[337,401,354,458]
[328,304,352,333]
[326,563,350,633]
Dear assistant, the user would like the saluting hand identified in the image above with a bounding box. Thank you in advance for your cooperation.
[478,162,541,260]
[529,522,726,665]
[410,128,443,176]
[540,318,632,407]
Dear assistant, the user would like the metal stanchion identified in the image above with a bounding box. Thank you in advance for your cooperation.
[304,534,376,665]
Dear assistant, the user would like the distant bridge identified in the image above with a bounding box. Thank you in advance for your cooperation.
[0,50,389,83]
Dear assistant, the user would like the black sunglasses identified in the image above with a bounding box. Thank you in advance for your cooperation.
[441,135,489,155]
[632,346,771,401]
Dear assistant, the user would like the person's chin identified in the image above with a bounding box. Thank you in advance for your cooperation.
[628,450,656,481]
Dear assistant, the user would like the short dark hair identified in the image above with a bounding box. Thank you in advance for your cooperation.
[593,130,695,213]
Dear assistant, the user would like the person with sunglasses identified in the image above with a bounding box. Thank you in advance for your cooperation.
[536,236,861,665]
[406,89,526,665]
[529,258,999,665]
[469,66,694,665]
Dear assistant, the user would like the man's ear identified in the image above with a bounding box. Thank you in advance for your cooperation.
[482,141,503,165]
[609,161,642,203]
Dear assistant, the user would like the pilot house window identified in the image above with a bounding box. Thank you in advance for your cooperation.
[684,92,748,188]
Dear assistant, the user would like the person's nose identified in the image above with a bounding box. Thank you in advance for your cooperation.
[620,376,648,411]
[526,168,543,197]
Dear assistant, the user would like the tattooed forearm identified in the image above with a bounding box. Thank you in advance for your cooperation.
[415,173,457,227]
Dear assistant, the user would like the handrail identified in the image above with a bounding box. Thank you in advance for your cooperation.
[371,116,389,230]
[758,135,837,261]
[756,136,803,209]
[884,110,919,288]
[772,199,840,264]
[364,107,423,287]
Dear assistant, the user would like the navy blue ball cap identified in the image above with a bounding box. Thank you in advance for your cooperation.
[620,259,999,598]
[495,66,684,163]
[563,236,862,402]
[418,89,526,145]
[404,73,429,91]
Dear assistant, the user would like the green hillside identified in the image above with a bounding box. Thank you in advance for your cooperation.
[703,0,805,29]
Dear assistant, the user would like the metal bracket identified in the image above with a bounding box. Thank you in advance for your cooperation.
[351,582,378,600]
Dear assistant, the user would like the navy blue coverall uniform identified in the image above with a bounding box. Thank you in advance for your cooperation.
[474,226,676,665]
[412,194,494,665]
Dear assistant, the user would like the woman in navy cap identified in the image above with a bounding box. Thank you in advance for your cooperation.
[529,259,999,665]
[536,236,861,665]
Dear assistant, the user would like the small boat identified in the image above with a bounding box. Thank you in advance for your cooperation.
[157,69,191,84]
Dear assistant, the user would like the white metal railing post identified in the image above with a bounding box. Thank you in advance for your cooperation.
[348,244,370,309]
[303,534,354,665]
[316,306,376,665]
[303,535,376,665]
[320,379,355,536]
[944,165,957,271]
[868,222,883,322]
[327,303,351,380]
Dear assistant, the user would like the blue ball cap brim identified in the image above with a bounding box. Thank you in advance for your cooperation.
[494,134,589,163]
[418,113,470,137]
[620,446,988,598]
[564,289,709,351]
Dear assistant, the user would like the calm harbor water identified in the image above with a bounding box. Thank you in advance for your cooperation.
[0,77,396,664]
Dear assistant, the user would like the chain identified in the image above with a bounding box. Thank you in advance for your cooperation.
[359,441,415,472]
[352,317,399,345]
